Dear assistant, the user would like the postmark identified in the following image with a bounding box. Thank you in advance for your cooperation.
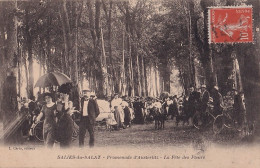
[208,6,253,43]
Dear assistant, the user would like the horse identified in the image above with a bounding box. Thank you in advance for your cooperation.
[149,102,167,129]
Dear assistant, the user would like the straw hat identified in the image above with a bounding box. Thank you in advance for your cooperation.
[90,92,96,97]
[214,86,219,91]
[201,84,206,88]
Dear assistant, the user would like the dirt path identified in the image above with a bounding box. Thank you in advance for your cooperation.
[72,120,243,148]
[24,120,244,149]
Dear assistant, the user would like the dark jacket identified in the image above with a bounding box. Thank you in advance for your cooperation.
[188,91,200,114]
[233,94,245,125]
[200,90,210,112]
[168,98,178,116]
[212,92,224,116]
[80,98,100,125]
[201,90,210,105]
[213,92,223,108]
[124,106,131,125]
[188,91,200,104]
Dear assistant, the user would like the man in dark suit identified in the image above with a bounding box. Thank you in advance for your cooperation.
[212,86,224,117]
[187,86,200,117]
[79,91,100,147]
[200,85,210,125]
[187,86,201,127]
[200,85,210,107]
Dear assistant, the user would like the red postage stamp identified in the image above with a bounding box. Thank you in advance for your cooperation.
[208,6,253,43]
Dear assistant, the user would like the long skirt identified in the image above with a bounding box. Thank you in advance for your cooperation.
[124,110,131,126]
[114,109,121,128]
[43,127,55,148]
[56,114,74,148]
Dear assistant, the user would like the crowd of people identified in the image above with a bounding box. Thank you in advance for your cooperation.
[106,84,246,130]
[17,84,246,149]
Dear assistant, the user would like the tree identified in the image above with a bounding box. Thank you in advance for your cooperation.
[0,1,18,127]
[234,0,260,138]
[86,0,104,97]
[102,0,116,95]
[151,0,196,93]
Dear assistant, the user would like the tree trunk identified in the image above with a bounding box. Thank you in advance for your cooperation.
[62,0,73,78]
[23,52,29,97]
[0,2,4,121]
[121,25,126,96]
[59,8,69,74]
[235,0,260,139]
[192,0,216,90]
[17,42,21,97]
[45,15,53,72]
[140,54,146,96]
[86,0,104,97]
[144,59,148,97]
[72,1,83,85]
[159,57,171,93]
[236,44,260,135]
[148,66,152,96]
[124,2,135,97]
[135,53,141,96]
[102,0,115,96]
[130,51,135,97]
[25,8,34,99]
[188,9,196,87]
[100,26,108,96]
[155,65,159,97]
[0,1,18,128]
[178,68,186,95]
[163,70,171,93]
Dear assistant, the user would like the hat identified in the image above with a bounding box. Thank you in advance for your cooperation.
[44,92,53,99]
[82,90,90,93]
[201,84,206,88]
[58,83,71,94]
[214,86,219,91]
[90,92,96,97]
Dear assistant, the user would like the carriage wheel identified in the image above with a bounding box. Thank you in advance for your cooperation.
[34,122,44,142]
[213,115,224,134]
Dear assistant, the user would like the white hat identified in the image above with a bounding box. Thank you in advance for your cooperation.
[201,84,206,88]
[90,92,96,97]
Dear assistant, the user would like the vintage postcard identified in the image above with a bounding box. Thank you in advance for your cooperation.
[0,0,259,167]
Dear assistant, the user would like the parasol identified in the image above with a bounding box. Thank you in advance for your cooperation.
[34,72,72,88]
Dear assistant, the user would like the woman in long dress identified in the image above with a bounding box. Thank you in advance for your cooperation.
[36,93,57,148]
[122,101,131,127]
[113,106,121,130]
[111,94,123,129]
[56,93,74,148]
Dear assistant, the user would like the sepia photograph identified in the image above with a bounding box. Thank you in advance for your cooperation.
[0,0,259,167]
